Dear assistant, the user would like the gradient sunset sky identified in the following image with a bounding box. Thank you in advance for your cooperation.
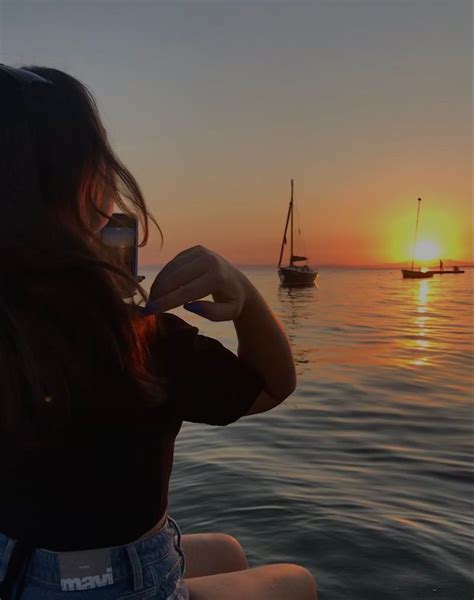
[2,1,472,266]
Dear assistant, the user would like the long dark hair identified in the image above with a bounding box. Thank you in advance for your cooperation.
[0,65,167,449]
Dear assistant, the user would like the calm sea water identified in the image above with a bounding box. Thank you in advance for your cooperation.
[140,266,473,600]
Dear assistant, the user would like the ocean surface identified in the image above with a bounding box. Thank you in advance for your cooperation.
[140,265,473,600]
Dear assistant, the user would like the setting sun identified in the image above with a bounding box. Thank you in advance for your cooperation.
[385,203,470,266]
[415,240,441,261]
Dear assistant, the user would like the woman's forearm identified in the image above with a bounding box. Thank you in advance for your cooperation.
[233,272,296,402]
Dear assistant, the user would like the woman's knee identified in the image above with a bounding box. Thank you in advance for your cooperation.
[268,563,318,600]
[209,533,249,571]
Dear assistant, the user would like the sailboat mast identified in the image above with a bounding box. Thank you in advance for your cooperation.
[278,180,293,267]
[290,179,294,266]
[411,197,422,271]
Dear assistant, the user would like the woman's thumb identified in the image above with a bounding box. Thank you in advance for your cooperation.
[183,300,232,322]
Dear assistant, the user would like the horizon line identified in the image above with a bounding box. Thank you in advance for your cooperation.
[140,261,474,270]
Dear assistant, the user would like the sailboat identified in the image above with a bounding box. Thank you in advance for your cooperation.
[277,179,318,287]
[401,197,434,279]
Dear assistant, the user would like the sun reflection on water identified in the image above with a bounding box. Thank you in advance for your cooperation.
[406,279,434,367]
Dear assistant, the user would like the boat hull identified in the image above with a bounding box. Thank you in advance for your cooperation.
[278,266,318,287]
[401,269,434,279]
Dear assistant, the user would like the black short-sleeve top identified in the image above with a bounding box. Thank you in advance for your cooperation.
[155,312,266,426]
[0,312,266,551]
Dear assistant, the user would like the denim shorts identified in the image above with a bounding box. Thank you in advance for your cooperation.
[0,514,190,599]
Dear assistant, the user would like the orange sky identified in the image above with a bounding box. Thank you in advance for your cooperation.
[134,153,472,267]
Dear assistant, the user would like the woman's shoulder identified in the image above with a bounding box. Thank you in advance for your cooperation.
[157,311,198,334]
[154,312,200,351]
[131,308,200,357]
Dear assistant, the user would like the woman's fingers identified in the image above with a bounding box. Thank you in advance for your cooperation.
[183,300,236,322]
[143,245,245,321]
[153,246,205,282]
[149,256,192,294]
[149,247,213,297]
[145,272,214,314]
[149,256,207,300]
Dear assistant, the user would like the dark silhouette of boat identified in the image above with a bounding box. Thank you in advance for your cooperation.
[401,198,434,279]
[277,180,317,287]
[401,268,433,279]
[429,265,465,275]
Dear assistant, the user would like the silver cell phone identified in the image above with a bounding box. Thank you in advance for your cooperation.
[100,213,144,283]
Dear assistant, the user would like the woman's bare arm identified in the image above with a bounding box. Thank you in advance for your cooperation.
[233,272,296,411]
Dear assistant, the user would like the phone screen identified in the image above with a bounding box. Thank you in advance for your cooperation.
[100,213,138,279]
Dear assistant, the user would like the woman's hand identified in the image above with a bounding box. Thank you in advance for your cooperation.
[143,245,249,321]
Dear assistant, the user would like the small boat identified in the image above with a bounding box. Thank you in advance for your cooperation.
[277,179,318,287]
[401,268,434,279]
[401,198,434,279]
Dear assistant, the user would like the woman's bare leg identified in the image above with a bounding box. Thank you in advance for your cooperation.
[181,533,248,578]
[185,563,318,600]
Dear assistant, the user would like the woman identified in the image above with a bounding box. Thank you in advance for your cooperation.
[0,64,317,600]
